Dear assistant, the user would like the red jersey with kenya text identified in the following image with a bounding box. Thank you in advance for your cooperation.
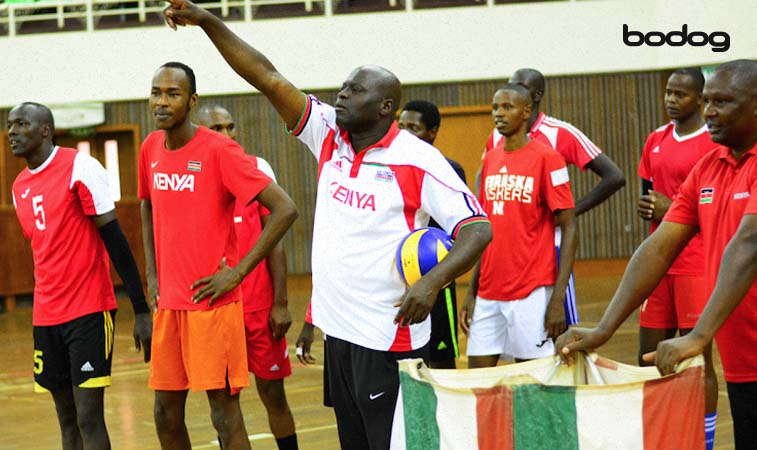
[639,123,718,275]
[138,127,272,311]
[478,139,574,301]
[234,156,277,313]
[485,112,602,169]
[290,95,488,352]
[12,146,117,326]
[665,142,757,383]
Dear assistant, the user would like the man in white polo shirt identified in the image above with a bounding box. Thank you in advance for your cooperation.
[163,2,493,449]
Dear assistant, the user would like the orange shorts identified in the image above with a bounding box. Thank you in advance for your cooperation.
[639,274,708,329]
[149,301,250,392]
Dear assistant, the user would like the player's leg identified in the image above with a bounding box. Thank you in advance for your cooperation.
[66,310,117,449]
[34,323,82,449]
[429,283,459,369]
[154,390,191,450]
[207,387,250,450]
[71,387,109,450]
[149,309,191,449]
[245,308,298,450]
[255,378,297,450]
[725,381,757,450]
[324,335,370,450]
[351,342,429,450]
[555,232,579,325]
[466,297,506,368]
[50,387,83,450]
[507,286,556,361]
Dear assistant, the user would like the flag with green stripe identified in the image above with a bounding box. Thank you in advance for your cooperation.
[392,354,704,450]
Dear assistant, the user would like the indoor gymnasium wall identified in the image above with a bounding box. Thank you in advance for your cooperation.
[0,69,668,279]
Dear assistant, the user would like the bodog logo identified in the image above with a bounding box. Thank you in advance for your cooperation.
[623,24,730,53]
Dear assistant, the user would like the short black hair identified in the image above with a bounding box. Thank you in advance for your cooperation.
[402,100,440,130]
[159,61,197,95]
[712,59,757,94]
[671,67,706,92]
[497,83,531,105]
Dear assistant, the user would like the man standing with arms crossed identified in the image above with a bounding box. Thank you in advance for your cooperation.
[140,62,298,450]
[162,4,492,449]
[195,104,299,450]
[9,102,152,450]
[636,68,719,449]
[485,68,625,326]
[558,60,757,450]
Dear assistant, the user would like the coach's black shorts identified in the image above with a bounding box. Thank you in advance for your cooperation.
[32,309,116,392]
[324,335,428,450]
[429,282,459,362]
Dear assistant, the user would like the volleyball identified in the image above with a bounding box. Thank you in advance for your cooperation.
[395,228,454,286]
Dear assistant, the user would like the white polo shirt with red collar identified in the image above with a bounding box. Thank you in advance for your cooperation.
[291,95,488,352]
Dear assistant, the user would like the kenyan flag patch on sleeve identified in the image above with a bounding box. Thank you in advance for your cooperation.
[699,188,714,204]
[187,161,202,172]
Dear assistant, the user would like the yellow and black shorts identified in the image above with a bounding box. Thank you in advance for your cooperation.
[32,309,116,393]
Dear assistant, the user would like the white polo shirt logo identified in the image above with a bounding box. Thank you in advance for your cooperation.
[329,181,377,211]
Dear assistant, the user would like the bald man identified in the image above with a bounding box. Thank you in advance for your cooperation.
[461,84,577,367]
[557,59,757,450]
[195,104,299,450]
[163,3,492,448]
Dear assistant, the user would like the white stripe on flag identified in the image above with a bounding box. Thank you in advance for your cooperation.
[575,385,644,450]
[435,387,478,450]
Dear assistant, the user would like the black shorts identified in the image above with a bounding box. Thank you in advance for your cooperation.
[726,381,757,450]
[324,335,428,450]
[33,310,116,392]
[429,282,459,362]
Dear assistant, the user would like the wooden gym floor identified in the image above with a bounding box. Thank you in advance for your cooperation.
[0,259,735,449]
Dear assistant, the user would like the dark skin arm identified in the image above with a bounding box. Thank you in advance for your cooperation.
[191,183,298,305]
[140,201,159,311]
[94,210,152,362]
[295,320,317,365]
[638,189,673,223]
[576,154,626,216]
[555,221,696,364]
[646,214,757,374]
[164,0,304,129]
[261,213,291,341]
[545,207,578,338]
[394,221,492,327]
[459,259,481,336]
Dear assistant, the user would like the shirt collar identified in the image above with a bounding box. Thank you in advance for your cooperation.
[717,141,757,167]
[340,121,401,155]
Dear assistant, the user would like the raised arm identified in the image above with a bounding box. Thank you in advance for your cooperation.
[164,0,305,130]
[577,153,626,216]
[555,220,696,363]
[653,214,757,374]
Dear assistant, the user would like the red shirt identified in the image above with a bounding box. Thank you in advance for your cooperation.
[665,142,757,382]
[138,127,272,310]
[485,112,602,169]
[12,147,117,326]
[478,139,575,301]
[638,123,719,275]
[234,156,276,313]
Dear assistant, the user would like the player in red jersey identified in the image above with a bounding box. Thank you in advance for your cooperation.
[140,63,298,450]
[484,68,625,327]
[9,102,152,450]
[637,68,719,449]
[461,84,577,367]
[195,104,299,450]
[162,5,492,449]
[557,60,757,450]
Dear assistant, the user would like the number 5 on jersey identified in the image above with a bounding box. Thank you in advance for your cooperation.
[32,195,46,230]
